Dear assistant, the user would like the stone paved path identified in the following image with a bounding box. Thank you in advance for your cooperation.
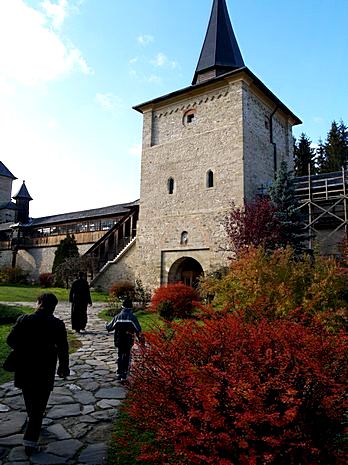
[0,302,126,465]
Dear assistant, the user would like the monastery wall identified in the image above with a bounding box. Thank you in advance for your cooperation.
[15,244,91,280]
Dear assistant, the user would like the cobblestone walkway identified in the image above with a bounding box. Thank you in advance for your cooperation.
[0,302,125,465]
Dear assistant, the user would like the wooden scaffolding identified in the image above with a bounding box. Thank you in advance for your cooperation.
[293,168,348,250]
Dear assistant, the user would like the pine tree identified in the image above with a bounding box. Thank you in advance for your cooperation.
[318,120,348,173]
[293,133,316,176]
[316,139,326,173]
[269,160,307,252]
[52,234,79,274]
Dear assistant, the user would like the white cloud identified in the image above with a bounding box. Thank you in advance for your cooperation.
[0,0,92,87]
[129,57,138,64]
[137,34,154,46]
[128,67,161,85]
[147,74,162,84]
[40,0,68,30]
[151,52,178,69]
[95,93,124,111]
[128,143,142,157]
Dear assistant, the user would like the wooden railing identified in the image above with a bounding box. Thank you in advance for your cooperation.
[293,168,348,248]
[294,169,347,203]
[84,206,138,275]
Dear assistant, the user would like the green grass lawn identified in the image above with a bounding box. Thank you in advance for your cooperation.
[99,307,161,333]
[0,324,14,384]
[0,303,82,385]
[0,285,109,303]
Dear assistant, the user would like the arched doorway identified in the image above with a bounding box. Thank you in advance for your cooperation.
[168,257,204,287]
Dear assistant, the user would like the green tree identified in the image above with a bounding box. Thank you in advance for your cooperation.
[316,138,326,172]
[293,133,316,176]
[54,255,93,289]
[318,120,348,173]
[52,234,79,274]
[269,160,307,252]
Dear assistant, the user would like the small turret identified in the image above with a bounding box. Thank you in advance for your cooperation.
[13,181,33,224]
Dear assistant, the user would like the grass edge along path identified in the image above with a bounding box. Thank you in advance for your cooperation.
[0,303,82,385]
[0,285,108,303]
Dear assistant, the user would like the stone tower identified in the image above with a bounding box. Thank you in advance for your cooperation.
[0,161,17,224]
[13,181,33,224]
[132,0,301,289]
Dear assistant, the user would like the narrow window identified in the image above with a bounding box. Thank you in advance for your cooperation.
[180,231,188,245]
[187,113,194,124]
[168,177,174,194]
[206,170,214,188]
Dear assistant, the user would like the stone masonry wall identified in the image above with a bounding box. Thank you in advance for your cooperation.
[243,83,295,201]
[0,178,12,204]
[92,241,140,291]
[135,79,245,289]
[15,243,91,280]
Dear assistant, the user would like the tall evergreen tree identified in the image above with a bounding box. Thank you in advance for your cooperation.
[269,161,307,252]
[316,139,326,173]
[317,120,348,173]
[52,234,79,274]
[293,133,316,176]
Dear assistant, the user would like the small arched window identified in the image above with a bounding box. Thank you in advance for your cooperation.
[206,170,214,188]
[180,231,188,245]
[168,177,175,194]
[183,109,196,126]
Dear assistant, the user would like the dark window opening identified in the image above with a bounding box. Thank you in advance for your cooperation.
[183,109,196,126]
[168,177,174,194]
[207,170,214,188]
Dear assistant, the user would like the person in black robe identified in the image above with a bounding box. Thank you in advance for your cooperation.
[7,293,70,455]
[69,271,92,332]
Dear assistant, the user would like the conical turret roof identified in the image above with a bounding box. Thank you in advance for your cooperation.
[192,0,244,85]
[0,161,17,180]
[13,181,33,201]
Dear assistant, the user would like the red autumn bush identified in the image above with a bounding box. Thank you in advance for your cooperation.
[225,197,281,253]
[39,272,54,288]
[151,283,199,318]
[125,311,347,464]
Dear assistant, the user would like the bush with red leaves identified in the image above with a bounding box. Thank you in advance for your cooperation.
[151,283,199,318]
[225,197,281,254]
[39,272,54,288]
[125,311,347,465]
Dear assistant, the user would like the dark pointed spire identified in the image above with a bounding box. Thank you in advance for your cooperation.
[13,181,33,201]
[192,0,244,85]
[0,161,17,180]
[13,181,32,224]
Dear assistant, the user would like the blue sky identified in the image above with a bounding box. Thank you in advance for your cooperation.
[1,0,347,217]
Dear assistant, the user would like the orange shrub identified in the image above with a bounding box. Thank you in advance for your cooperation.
[151,283,199,318]
[199,246,347,328]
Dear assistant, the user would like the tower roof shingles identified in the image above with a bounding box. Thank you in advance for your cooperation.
[192,0,244,84]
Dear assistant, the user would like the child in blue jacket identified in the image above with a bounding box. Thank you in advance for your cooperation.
[106,298,142,381]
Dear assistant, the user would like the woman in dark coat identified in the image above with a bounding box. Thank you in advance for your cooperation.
[69,271,92,332]
[7,293,69,455]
